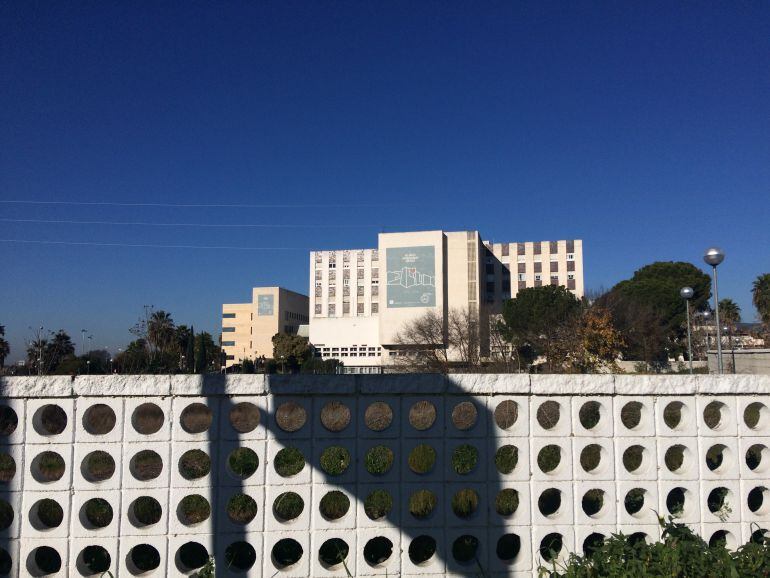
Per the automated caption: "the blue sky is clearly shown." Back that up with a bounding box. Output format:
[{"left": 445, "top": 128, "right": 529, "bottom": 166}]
[{"left": 1, "top": 1, "right": 768, "bottom": 361}]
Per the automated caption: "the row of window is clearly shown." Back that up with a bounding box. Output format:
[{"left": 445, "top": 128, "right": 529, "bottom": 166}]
[
  {"left": 284, "top": 311, "right": 308, "bottom": 323},
  {"left": 315, "top": 302, "right": 379, "bottom": 316},
  {"left": 314, "top": 249, "right": 379, "bottom": 263},
  {"left": 318, "top": 345, "right": 382, "bottom": 358},
  {"left": 492, "top": 240, "right": 576, "bottom": 256}
]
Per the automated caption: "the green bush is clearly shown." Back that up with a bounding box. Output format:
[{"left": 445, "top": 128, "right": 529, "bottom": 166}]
[
  {"left": 36, "top": 499, "right": 63, "bottom": 528},
  {"left": 37, "top": 451, "right": 65, "bottom": 481},
  {"left": 132, "top": 496, "right": 162, "bottom": 526},
  {"left": 451, "top": 444, "right": 478, "bottom": 475},
  {"left": 319, "top": 446, "right": 351, "bottom": 476},
  {"left": 408, "top": 444, "right": 436, "bottom": 474},
  {"left": 538, "top": 444, "right": 561, "bottom": 473},
  {"left": 228, "top": 447, "right": 259, "bottom": 479},
  {"left": 364, "top": 489, "right": 393, "bottom": 520},
  {"left": 274, "top": 447, "right": 305, "bottom": 477},
  {"left": 85, "top": 451, "right": 115, "bottom": 482},
  {"left": 541, "top": 517, "right": 770, "bottom": 577},
  {"left": 365, "top": 445, "right": 394, "bottom": 475},
  {"left": 227, "top": 493, "right": 258, "bottom": 524}
]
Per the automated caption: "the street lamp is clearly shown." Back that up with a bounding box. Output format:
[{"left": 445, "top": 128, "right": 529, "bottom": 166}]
[
  {"left": 680, "top": 287, "right": 694, "bottom": 374},
  {"left": 703, "top": 247, "right": 725, "bottom": 373}
]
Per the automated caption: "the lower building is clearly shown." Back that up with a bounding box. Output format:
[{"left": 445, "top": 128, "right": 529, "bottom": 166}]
[{"left": 221, "top": 286, "right": 308, "bottom": 367}]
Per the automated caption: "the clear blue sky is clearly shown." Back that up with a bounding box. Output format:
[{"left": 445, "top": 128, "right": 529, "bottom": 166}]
[{"left": 1, "top": 2, "right": 768, "bottom": 362}]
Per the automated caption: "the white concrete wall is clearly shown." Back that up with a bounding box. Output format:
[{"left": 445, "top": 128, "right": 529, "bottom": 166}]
[{"left": 0, "top": 374, "right": 768, "bottom": 577}]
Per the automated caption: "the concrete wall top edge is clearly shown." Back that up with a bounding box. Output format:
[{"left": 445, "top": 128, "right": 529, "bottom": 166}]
[{"left": 1, "top": 373, "right": 769, "bottom": 398}]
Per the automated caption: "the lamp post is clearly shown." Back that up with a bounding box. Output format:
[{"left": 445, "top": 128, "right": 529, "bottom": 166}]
[
  {"left": 703, "top": 247, "right": 725, "bottom": 373},
  {"left": 680, "top": 287, "right": 694, "bottom": 374}
]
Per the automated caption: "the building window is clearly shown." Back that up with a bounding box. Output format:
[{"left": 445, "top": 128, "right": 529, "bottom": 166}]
[
  {"left": 343, "top": 303, "right": 350, "bottom": 314},
  {"left": 518, "top": 273, "right": 526, "bottom": 281},
  {"left": 371, "top": 302, "right": 378, "bottom": 314},
  {"left": 371, "top": 268, "right": 379, "bottom": 279},
  {"left": 222, "top": 341, "right": 236, "bottom": 347},
  {"left": 328, "top": 304, "right": 336, "bottom": 316},
  {"left": 486, "top": 281, "right": 495, "bottom": 293},
  {"left": 343, "top": 269, "right": 350, "bottom": 279},
  {"left": 517, "top": 242, "right": 526, "bottom": 255},
  {"left": 357, "top": 286, "right": 365, "bottom": 296},
  {"left": 343, "top": 285, "right": 350, "bottom": 296},
  {"left": 550, "top": 261, "right": 558, "bottom": 273},
  {"left": 315, "top": 286, "right": 322, "bottom": 297},
  {"left": 357, "top": 268, "right": 365, "bottom": 279},
  {"left": 372, "top": 250, "right": 378, "bottom": 261},
  {"left": 372, "top": 285, "right": 379, "bottom": 296},
  {"left": 568, "top": 279, "right": 576, "bottom": 290},
  {"left": 550, "top": 275, "right": 559, "bottom": 285},
  {"left": 534, "top": 242, "right": 542, "bottom": 255},
  {"left": 357, "top": 303, "right": 365, "bottom": 314},
  {"left": 343, "top": 250, "right": 350, "bottom": 262},
  {"left": 518, "top": 263, "right": 526, "bottom": 274},
  {"left": 485, "top": 263, "right": 494, "bottom": 274},
  {"left": 315, "top": 253, "right": 322, "bottom": 263},
  {"left": 222, "top": 327, "right": 235, "bottom": 332},
  {"left": 567, "top": 240, "right": 575, "bottom": 253},
  {"left": 222, "top": 313, "right": 236, "bottom": 318},
  {"left": 534, "top": 262, "right": 542, "bottom": 273},
  {"left": 329, "top": 262, "right": 336, "bottom": 269},
  {"left": 518, "top": 280, "right": 527, "bottom": 290},
  {"left": 502, "top": 244, "right": 509, "bottom": 256},
  {"left": 568, "top": 273, "right": 575, "bottom": 280},
  {"left": 226, "top": 355, "right": 235, "bottom": 360},
  {"left": 550, "top": 241, "right": 558, "bottom": 253},
  {"left": 502, "top": 279, "right": 511, "bottom": 292},
  {"left": 329, "top": 287, "right": 336, "bottom": 298},
  {"left": 567, "top": 253, "right": 575, "bottom": 261}
]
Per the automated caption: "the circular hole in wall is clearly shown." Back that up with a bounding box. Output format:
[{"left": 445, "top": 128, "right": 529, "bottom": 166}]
[
  {"left": 496, "top": 533, "right": 521, "bottom": 562},
  {"left": 666, "top": 487, "right": 687, "bottom": 516},
  {"left": 409, "top": 400, "right": 436, "bottom": 431},
  {"left": 579, "top": 401, "right": 601, "bottom": 429},
  {"left": 0, "top": 453, "right": 16, "bottom": 484},
  {"left": 224, "top": 541, "right": 256, "bottom": 572},
  {"left": 319, "top": 445, "right": 351, "bottom": 476},
  {"left": 706, "top": 444, "right": 730, "bottom": 472},
  {"left": 539, "top": 533, "right": 563, "bottom": 562},
  {"left": 29, "top": 498, "right": 63, "bottom": 530},
  {"left": 582, "top": 489, "right": 605, "bottom": 517},
  {"left": 628, "top": 532, "right": 648, "bottom": 546},
  {"left": 495, "top": 445, "right": 518, "bottom": 474},
  {"left": 408, "top": 535, "right": 436, "bottom": 565},
  {"left": 180, "top": 403, "right": 212, "bottom": 434},
  {"left": 408, "top": 489, "right": 437, "bottom": 520},
  {"left": 320, "top": 401, "right": 351, "bottom": 432},
  {"left": 495, "top": 488, "right": 520, "bottom": 516},
  {"left": 31, "top": 450, "right": 65, "bottom": 483},
  {"left": 707, "top": 487, "right": 731, "bottom": 515},
  {"left": 227, "top": 447, "right": 259, "bottom": 480},
  {"left": 82, "top": 404, "right": 116, "bottom": 435},
  {"left": 128, "top": 544, "right": 160, "bottom": 575},
  {"left": 624, "top": 488, "right": 646, "bottom": 516},
  {"left": 275, "top": 402, "right": 307, "bottom": 433},
  {"left": 229, "top": 402, "right": 260, "bottom": 433},
  {"left": 77, "top": 545, "right": 111, "bottom": 576},
  {"left": 176, "top": 541, "right": 209, "bottom": 573},
  {"left": 0, "top": 500, "right": 11, "bottom": 531},
  {"left": 451, "top": 444, "right": 478, "bottom": 475},
  {"left": 620, "top": 401, "right": 644, "bottom": 430},
  {"left": 538, "top": 488, "right": 562, "bottom": 517},
  {"left": 82, "top": 450, "right": 115, "bottom": 483},
  {"left": 178, "top": 449, "right": 211, "bottom": 480},
  {"left": 747, "top": 486, "right": 769, "bottom": 515},
  {"left": 746, "top": 444, "right": 767, "bottom": 472},
  {"left": 226, "top": 493, "right": 258, "bottom": 525},
  {"left": 494, "top": 400, "right": 519, "bottom": 430},
  {"left": 319, "top": 490, "right": 350, "bottom": 520},
  {"left": 744, "top": 402, "right": 767, "bottom": 430},
  {"left": 537, "top": 444, "right": 561, "bottom": 474},
  {"left": 33, "top": 404, "right": 67, "bottom": 436},
  {"left": 130, "top": 496, "right": 162, "bottom": 527},
  {"left": 750, "top": 529, "right": 769, "bottom": 544},
  {"left": 622, "top": 445, "right": 645, "bottom": 473},
  {"left": 451, "top": 488, "right": 479, "bottom": 519},
  {"left": 452, "top": 534, "right": 479, "bottom": 565},
  {"left": 177, "top": 494, "right": 211, "bottom": 526},
  {"left": 132, "top": 403, "right": 164, "bottom": 435},
  {"left": 703, "top": 401, "right": 726, "bottom": 430},
  {"left": 27, "top": 546, "right": 62, "bottom": 576},
  {"left": 408, "top": 444, "right": 436, "bottom": 474},
  {"left": 537, "top": 401, "right": 560, "bottom": 430},
  {"left": 272, "top": 538, "right": 303, "bottom": 569},
  {"left": 583, "top": 533, "right": 605, "bottom": 556},
  {"left": 272, "top": 491, "right": 305, "bottom": 522},
  {"left": 364, "top": 401, "right": 393, "bottom": 432},
  {"left": 82, "top": 498, "right": 113, "bottom": 529},
  {"left": 0, "top": 406, "right": 18, "bottom": 437},
  {"left": 273, "top": 447, "right": 305, "bottom": 477},
  {"left": 709, "top": 530, "right": 735, "bottom": 549},
  {"left": 318, "top": 538, "right": 349, "bottom": 569},
  {"left": 664, "top": 445, "right": 687, "bottom": 473},
  {"left": 130, "top": 450, "right": 163, "bottom": 481},
  {"left": 0, "top": 548, "right": 9, "bottom": 576},
  {"left": 364, "top": 489, "right": 393, "bottom": 520},
  {"left": 663, "top": 401, "right": 687, "bottom": 430},
  {"left": 451, "top": 401, "right": 478, "bottom": 430},
  {"left": 580, "top": 444, "right": 603, "bottom": 472},
  {"left": 364, "top": 537, "right": 393, "bottom": 567},
  {"left": 364, "top": 445, "right": 394, "bottom": 475}
]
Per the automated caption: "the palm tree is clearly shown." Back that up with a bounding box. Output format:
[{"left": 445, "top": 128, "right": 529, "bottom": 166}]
[
  {"left": 147, "top": 311, "right": 175, "bottom": 354},
  {"left": 753, "top": 274, "right": 770, "bottom": 325},
  {"left": 0, "top": 325, "right": 9, "bottom": 369},
  {"left": 718, "top": 299, "right": 741, "bottom": 326}
]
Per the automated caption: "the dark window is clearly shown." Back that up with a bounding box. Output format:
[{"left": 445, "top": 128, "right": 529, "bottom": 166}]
[
  {"left": 485, "top": 263, "right": 494, "bottom": 274},
  {"left": 222, "top": 327, "right": 235, "bottom": 332},
  {"left": 550, "top": 277, "right": 558, "bottom": 285},
  {"left": 518, "top": 242, "right": 526, "bottom": 255},
  {"left": 535, "top": 280, "right": 542, "bottom": 287},
  {"left": 534, "top": 262, "right": 542, "bottom": 273},
  {"left": 568, "top": 279, "right": 576, "bottom": 290},
  {"left": 222, "top": 341, "right": 236, "bottom": 347},
  {"left": 486, "top": 281, "right": 495, "bottom": 293},
  {"left": 518, "top": 263, "right": 526, "bottom": 274},
  {"left": 534, "top": 242, "right": 542, "bottom": 255},
  {"left": 502, "top": 244, "right": 509, "bottom": 256},
  {"left": 222, "top": 313, "right": 236, "bottom": 319},
  {"left": 550, "top": 241, "right": 558, "bottom": 253},
  {"left": 567, "top": 261, "right": 575, "bottom": 272},
  {"left": 518, "top": 281, "right": 527, "bottom": 290},
  {"left": 226, "top": 355, "right": 235, "bottom": 360},
  {"left": 502, "top": 279, "right": 511, "bottom": 292},
  {"left": 550, "top": 262, "right": 559, "bottom": 273},
  {"left": 567, "top": 240, "right": 575, "bottom": 253}
]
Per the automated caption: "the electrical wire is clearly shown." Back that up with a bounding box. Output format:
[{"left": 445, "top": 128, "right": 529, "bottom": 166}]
[
  {"left": 0, "top": 199, "right": 440, "bottom": 209},
  {"left": 0, "top": 217, "right": 393, "bottom": 229},
  {"left": 0, "top": 239, "right": 309, "bottom": 251}
]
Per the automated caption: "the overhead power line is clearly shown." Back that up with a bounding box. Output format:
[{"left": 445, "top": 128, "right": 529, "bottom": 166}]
[
  {"left": 0, "top": 217, "right": 391, "bottom": 229},
  {"left": 0, "top": 239, "right": 309, "bottom": 251},
  {"left": 0, "top": 199, "right": 438, "bottom": 209}
]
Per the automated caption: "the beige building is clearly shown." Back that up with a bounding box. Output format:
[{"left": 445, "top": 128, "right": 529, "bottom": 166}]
[
  {"left": 222, "top": 287, "right": 309, "bottom": 367},
  {"left": 309, "top": 231, "right": 583, "bottom": 370}
]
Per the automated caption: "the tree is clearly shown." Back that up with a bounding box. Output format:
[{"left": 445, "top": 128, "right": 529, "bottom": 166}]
[
  {"left": 272, "top": 333, "right": 311, "bottom": 363},
  {"left": 0, "top": 325, "right": 9, "bottom": 369},
  {"left": 147, "top": 310, "right": 176, "bottom": 355},
  {"left": 185, "top": 326, "right": 195, "bottom": 373},
  {"left": 114, "top": 339, "right": 150, "bottom": 374},
  {"left": 501, "top": 285, "right": 582, "bottom": 372},
  {"left": 718, "top": 298, "right": 741, "bottom": 326},
  {"left": 194, "top": 332, "right": 220, "bottom": 373},
  {"left": 753, "top": 273, "right": 770, "bottom": 326}
]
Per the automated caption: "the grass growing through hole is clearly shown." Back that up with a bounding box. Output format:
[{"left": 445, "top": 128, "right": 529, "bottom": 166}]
[
  {"left": 84, "top": 498, "right": 113, "bottom": 527},
  {"left": 408, "top": 489, "right": 437, "bottom": 519},
  {"left": 227, "top": 493, "right": 258, "bottom": 524},
  {"left": 0, "top": 500, "right": 13, "bottom": 530},
  {"left": 452, "top": 535, "right": 480, "bottom": 564},
  {"left": 408, "top": 444, "right": 436, "bottom": 474},
  {"left": 228, "top": 447, "right": 259, "bottom": 479},
  {"left": 36, "top": 499, "right": 63, "bottom": 527},
  {"left": 495, "top": 445, "right": 518, "bottom": 474},
  {"left": 0, "top": 453, "right": 15, "bottom": 483},
  {"left": 85, "top": 451, "right": 115, "bottom": 481},
  {"left": 538, "top": 445, "right": 561, "bottom": 473},
  {"left": 179, "top": 449, "right": 211, "bottom": 480},
  {"left": 132, "top": 496, "right": 162, "bottom": 526},
  {"left": 319, "top": 490, "right": 350, "bottom": 520},
  {"left": 320, "top": 446, "right": 351, "bottom": 476},
  {"left": 452, "top": 444, "right": 478, "bottom": 475},
  {"left": 451, "top": 488, "right": 479, "bottom": 518},
  {"left": 274, "top": 447, "right": 305, "bottom": 477},
  {"left": 37, "top": 451, "right": 65, "bottom": 481},
  {"left": 495, "top": 489, "right": 519, "bottom": 516},
  {"left": 273, "top": 491, "right": 304, "bottom": 521},
  {"left": 179, "top": 494, "right": 211, "bottom": 525},
  {"left": 364, "top": 489, "right": 393, "bottom": 520},
  {"left": 131, "top": 450, "right": 162, "bottom": 480},
  {"left": 364, "top": 445, "right": 394, "bottom": 475}
]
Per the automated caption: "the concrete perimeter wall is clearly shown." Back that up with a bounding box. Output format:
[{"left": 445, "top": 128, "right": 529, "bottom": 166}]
[{"left": 0, "top": 373, "right": 769, "bottom": 577}]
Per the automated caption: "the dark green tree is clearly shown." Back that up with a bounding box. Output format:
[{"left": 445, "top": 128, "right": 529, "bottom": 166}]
[
  {"left": 718, "top": 299, "right": 741, "bottom": 326},
  {"left": 0, "top": 325, "right": 9, "bottom": 369},
  {"left": 194, "top": 332, "right": 219, "bottom": 373},
  {"left": 185, "top": 326, "right": 195, "bottom": 373},
  {"left": 272, "top": 333, "right": 311, "bottom": 364},
  {"left": 753, "top": 273, "right": 770, "bottom": 326}
]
